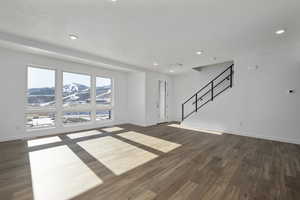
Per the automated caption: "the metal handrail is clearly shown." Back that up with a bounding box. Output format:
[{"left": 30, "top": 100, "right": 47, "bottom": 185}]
[
  {"left": 182, "top": 64, "right": 234, "bottom": 121},
  {"left": 191, "top": 73, "right": 232, "bottom": 105}
]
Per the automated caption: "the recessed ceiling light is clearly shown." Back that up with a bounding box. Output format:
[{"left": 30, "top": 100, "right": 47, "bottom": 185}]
[
  {"left": 196, "top": 51, "right": 203, "bottom": 55},
  {"left": 153, "top": 62, "right": 159, "bottom": 66},
  {"left": 275, "top": 29, "right": 285, "bottom": 35},
  {"left": 111, "top": 0, "right": 117, "bottom": 2},
  {"left": 69, "top": 34, "right": 78, "bottom": 40},
  {"left": 169, "top": 70, "right": 174, "bottom": 73}
]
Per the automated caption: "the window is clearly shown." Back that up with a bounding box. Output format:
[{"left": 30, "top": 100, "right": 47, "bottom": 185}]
[
  {"left": 63, "top": 112, "right": 92, "bottom": 125},
  {"left": 27, "top": 67, "right": 55, "bottom": 108},
  {"left": 96, "top": 110, "right": 112, "bottom": 121},
  {"left": 26, "top": 113, "right": 56, "bottom": 129},
  {"left": 26, "top": 66, "right": 114, "bottom": 130},
  {"left": 96, "top": 77, "right": 112, "bottom": 106},
  {"left": 26, "top": 67, "right": 56, "bottom": 129},
  {"left": 63, "top": 72, "right": 91, "bottom": 107}
]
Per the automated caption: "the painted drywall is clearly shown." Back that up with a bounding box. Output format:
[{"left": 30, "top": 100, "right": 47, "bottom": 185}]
[
  {"left": 172, "top": 63, "right": 230, "bottom": 120},
  {"left": 126, "top": 71, "right": 173, "bottom": 126},
  {"left": 127, "top": 72, "right": 147, "bottom": 126},
  {"left": 173, "top": 51, "right": 300, "bottom": 144},
  {"left": 0, "top": 47, "right": 129, "bottom": 142}
]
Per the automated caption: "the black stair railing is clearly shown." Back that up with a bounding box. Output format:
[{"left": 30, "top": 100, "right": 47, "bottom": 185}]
[{"left": 182, "top": 64, "right": 234, "bottom": 121}]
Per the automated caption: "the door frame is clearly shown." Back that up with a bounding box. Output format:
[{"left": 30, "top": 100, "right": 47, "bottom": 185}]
[{"left": 158, "top": 80, "right": 168, "bottom": 123}]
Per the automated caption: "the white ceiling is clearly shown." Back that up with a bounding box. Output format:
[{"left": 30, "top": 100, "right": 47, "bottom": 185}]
[{"left": 0, "top": 0, "right": 299, "bottom": 73}]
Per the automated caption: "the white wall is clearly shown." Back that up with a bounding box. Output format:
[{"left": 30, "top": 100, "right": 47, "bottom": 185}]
[
  {"left": 173, "top": 51, "right": 300, "bottom": 144},
  {"left": 172, "top": 63, "right": 229, "bottom": 120},
  {"left": 0, "top": 47, "right": 129, "bottom": 142},
  {"left": 127, "top": 72, "right": 146, "bottom": 126},
  {"left": 127, "top": 71, "right": 173, "bottom": 126}
]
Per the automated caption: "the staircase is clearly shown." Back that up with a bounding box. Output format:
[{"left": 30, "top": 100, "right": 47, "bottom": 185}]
[{"left": 182, "top": 64, "right": 234, "bottom": 121}]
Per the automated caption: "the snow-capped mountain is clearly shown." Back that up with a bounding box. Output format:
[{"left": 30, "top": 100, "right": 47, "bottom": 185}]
[
  {"left": 63, "top": 83, "right": 89, "bottom": 93},
  {"left": 28, "top": 83, "right": 111, "bottom": 107}
]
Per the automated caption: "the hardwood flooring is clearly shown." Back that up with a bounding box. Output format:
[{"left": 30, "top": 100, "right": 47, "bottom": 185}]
[{"left": 1, "top": 123, "right": 300, "bottom": 200}]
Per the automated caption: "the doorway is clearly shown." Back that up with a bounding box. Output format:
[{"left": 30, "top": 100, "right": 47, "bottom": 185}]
[{"left": 158, "top": 80, "right": 167, "bottom": 123}]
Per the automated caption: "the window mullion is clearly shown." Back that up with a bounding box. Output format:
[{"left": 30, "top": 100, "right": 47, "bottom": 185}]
[
  {"left": 91, "top": 74, "right": 96, "bottom": 122},
  {"left": 56, "top": 69, "right": 63, "bottom": 128}
]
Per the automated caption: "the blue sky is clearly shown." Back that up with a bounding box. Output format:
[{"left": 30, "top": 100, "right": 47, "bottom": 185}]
[
  {"left": 28, "top": 67, "right": 111, "bottom": 88},
  {"left": 28, "top": 67, "right": 55, "bottom": 88}
]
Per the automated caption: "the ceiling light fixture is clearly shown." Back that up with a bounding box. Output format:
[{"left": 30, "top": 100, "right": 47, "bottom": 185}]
[
  {"left": 111, "top": 0, "right": 117, "bottom": 2},
  {"left": 275, "top": 29, "right": 285, "bottom": 35},
  {"left": 196, "top": 51, "right": 203, "bottom": 55},
  {"left": 153, "top": 62, "right": 159, "bottom": 66},
  {"left": 69, "top": 34, "right": 78, "bottom": 40},
  {"left": 169, "top": 70, "right": 174, "bottom": 73}
]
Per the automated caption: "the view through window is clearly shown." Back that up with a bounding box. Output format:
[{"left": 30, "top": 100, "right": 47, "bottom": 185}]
[
  {"left": 96, "top": 77, "right": 112, "bottom": 106},
  {"left": 63, "top": 72, "right": 91, "bottom": 107},
  {"left": 27, "top": 67, "right": 55, "bottom": 108},
  {"left": 96, "top": 110, "right": 111, "bottom": 121},
  {"left": 26, "top": 67, "right": 56, "bottom": 128},
  {"left": 26, "top": 66, "right": 113, "bottom": 129},
  {"left": 63, "top": 112, "right": 92, "bottom": 125}
]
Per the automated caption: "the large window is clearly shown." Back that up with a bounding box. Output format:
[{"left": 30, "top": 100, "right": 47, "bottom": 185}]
[
  {"left": 63, "top": 72, "right": 91, "bottom": 107},
  {"left": 96, "top": 77, "right": 112, "bottom": 106},
  {"left": 26, "top": 67, "right": 113, "bottom": 130},
  {"left": 27, "top": 67, "right": 55, "bottom": 108}
]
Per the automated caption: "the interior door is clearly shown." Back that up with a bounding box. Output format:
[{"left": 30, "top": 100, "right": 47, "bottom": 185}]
[{"left": 158, "top": 80, "right": 167, "bottom": 123}]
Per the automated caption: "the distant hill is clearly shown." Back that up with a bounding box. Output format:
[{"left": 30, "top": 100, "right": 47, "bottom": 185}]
[
  {"left": 63, "top": 83, "right": 89, "bottom": 94},
  {"left": 28, "top": 83, "right": 111, "bottom": 107},
  {"left": 28, "top": 87, "right": 54, "bottom": 95}
]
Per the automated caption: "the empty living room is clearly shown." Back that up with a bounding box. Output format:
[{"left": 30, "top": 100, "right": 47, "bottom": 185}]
[{"left": 0, "top": 0, "right": 300, "bottom": 200}]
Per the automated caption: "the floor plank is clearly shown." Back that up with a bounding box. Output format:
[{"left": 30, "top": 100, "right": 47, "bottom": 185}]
[{"left": 0, "top": 123, "right": 300, "bottom": 200}]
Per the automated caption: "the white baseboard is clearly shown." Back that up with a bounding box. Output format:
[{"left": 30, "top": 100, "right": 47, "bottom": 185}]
[
  {"left": 0, "top": 135, "right": 27, "bottom": 143},
  {"left": 181, "top": 121, "right": 300, "bottom": 145},
  {"left": 228, "top": 130, "right": 300, "bottom": 145}
]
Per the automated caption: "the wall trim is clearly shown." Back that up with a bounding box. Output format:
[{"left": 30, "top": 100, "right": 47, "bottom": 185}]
[
  {"left": 227, "top": 130, "right": 300, "bottom": 145},
  {"left": 181, "top": 123, "right": 300, "bottom": 145}
]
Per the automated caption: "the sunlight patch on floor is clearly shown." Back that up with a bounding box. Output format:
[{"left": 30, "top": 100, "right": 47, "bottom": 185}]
[
  {"left": 78, "top": 136, "right": 158, "bottom": 175},
  {"left": 67, "top": 130, "right": 103, "bottom": 139},
  {"left": 29, "top": 145, "right": 102, "bottom": 200},
  {"left": 27, "top": 136, "right": 62, "bottom": 147},
  {"left": 118, "top": 131, "right": 181, "bottom": 153},
  {"left": 102, "top": 126, "right": 124, "bottom": 133},
  {"left": 168, "top": 124, "right": 223, "bottom": 135}
]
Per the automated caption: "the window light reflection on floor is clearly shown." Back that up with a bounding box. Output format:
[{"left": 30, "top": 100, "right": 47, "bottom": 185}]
[
  {"left": 78, "top": 136, "right": 158, "bottom": 175},
  {"left": 67, "top": 130, "right": 103, "bottom": 139},
  {"left": 118, "top": 131, "right": 181, "bottom": 153},
  {"left": 101, "top": 126, "right": 124, "bottom": 133},
  {"left": 29, "top": 145, "right": 102, "bottom": 200},
  {"left": 27, "top": 136, "right": 62, "bottom": 147},
  {"left": 168, "top": 124, "right": 223, "bottom": 135}
]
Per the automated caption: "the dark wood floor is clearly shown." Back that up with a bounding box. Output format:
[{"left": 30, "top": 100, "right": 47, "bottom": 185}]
[{"left": 1, "top": 123, "right": 300, "bottom": 200}]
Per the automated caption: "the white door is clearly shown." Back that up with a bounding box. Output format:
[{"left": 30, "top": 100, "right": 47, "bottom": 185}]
[{"left": 158, "top": 80, "right": 167, "bottom": 123}]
